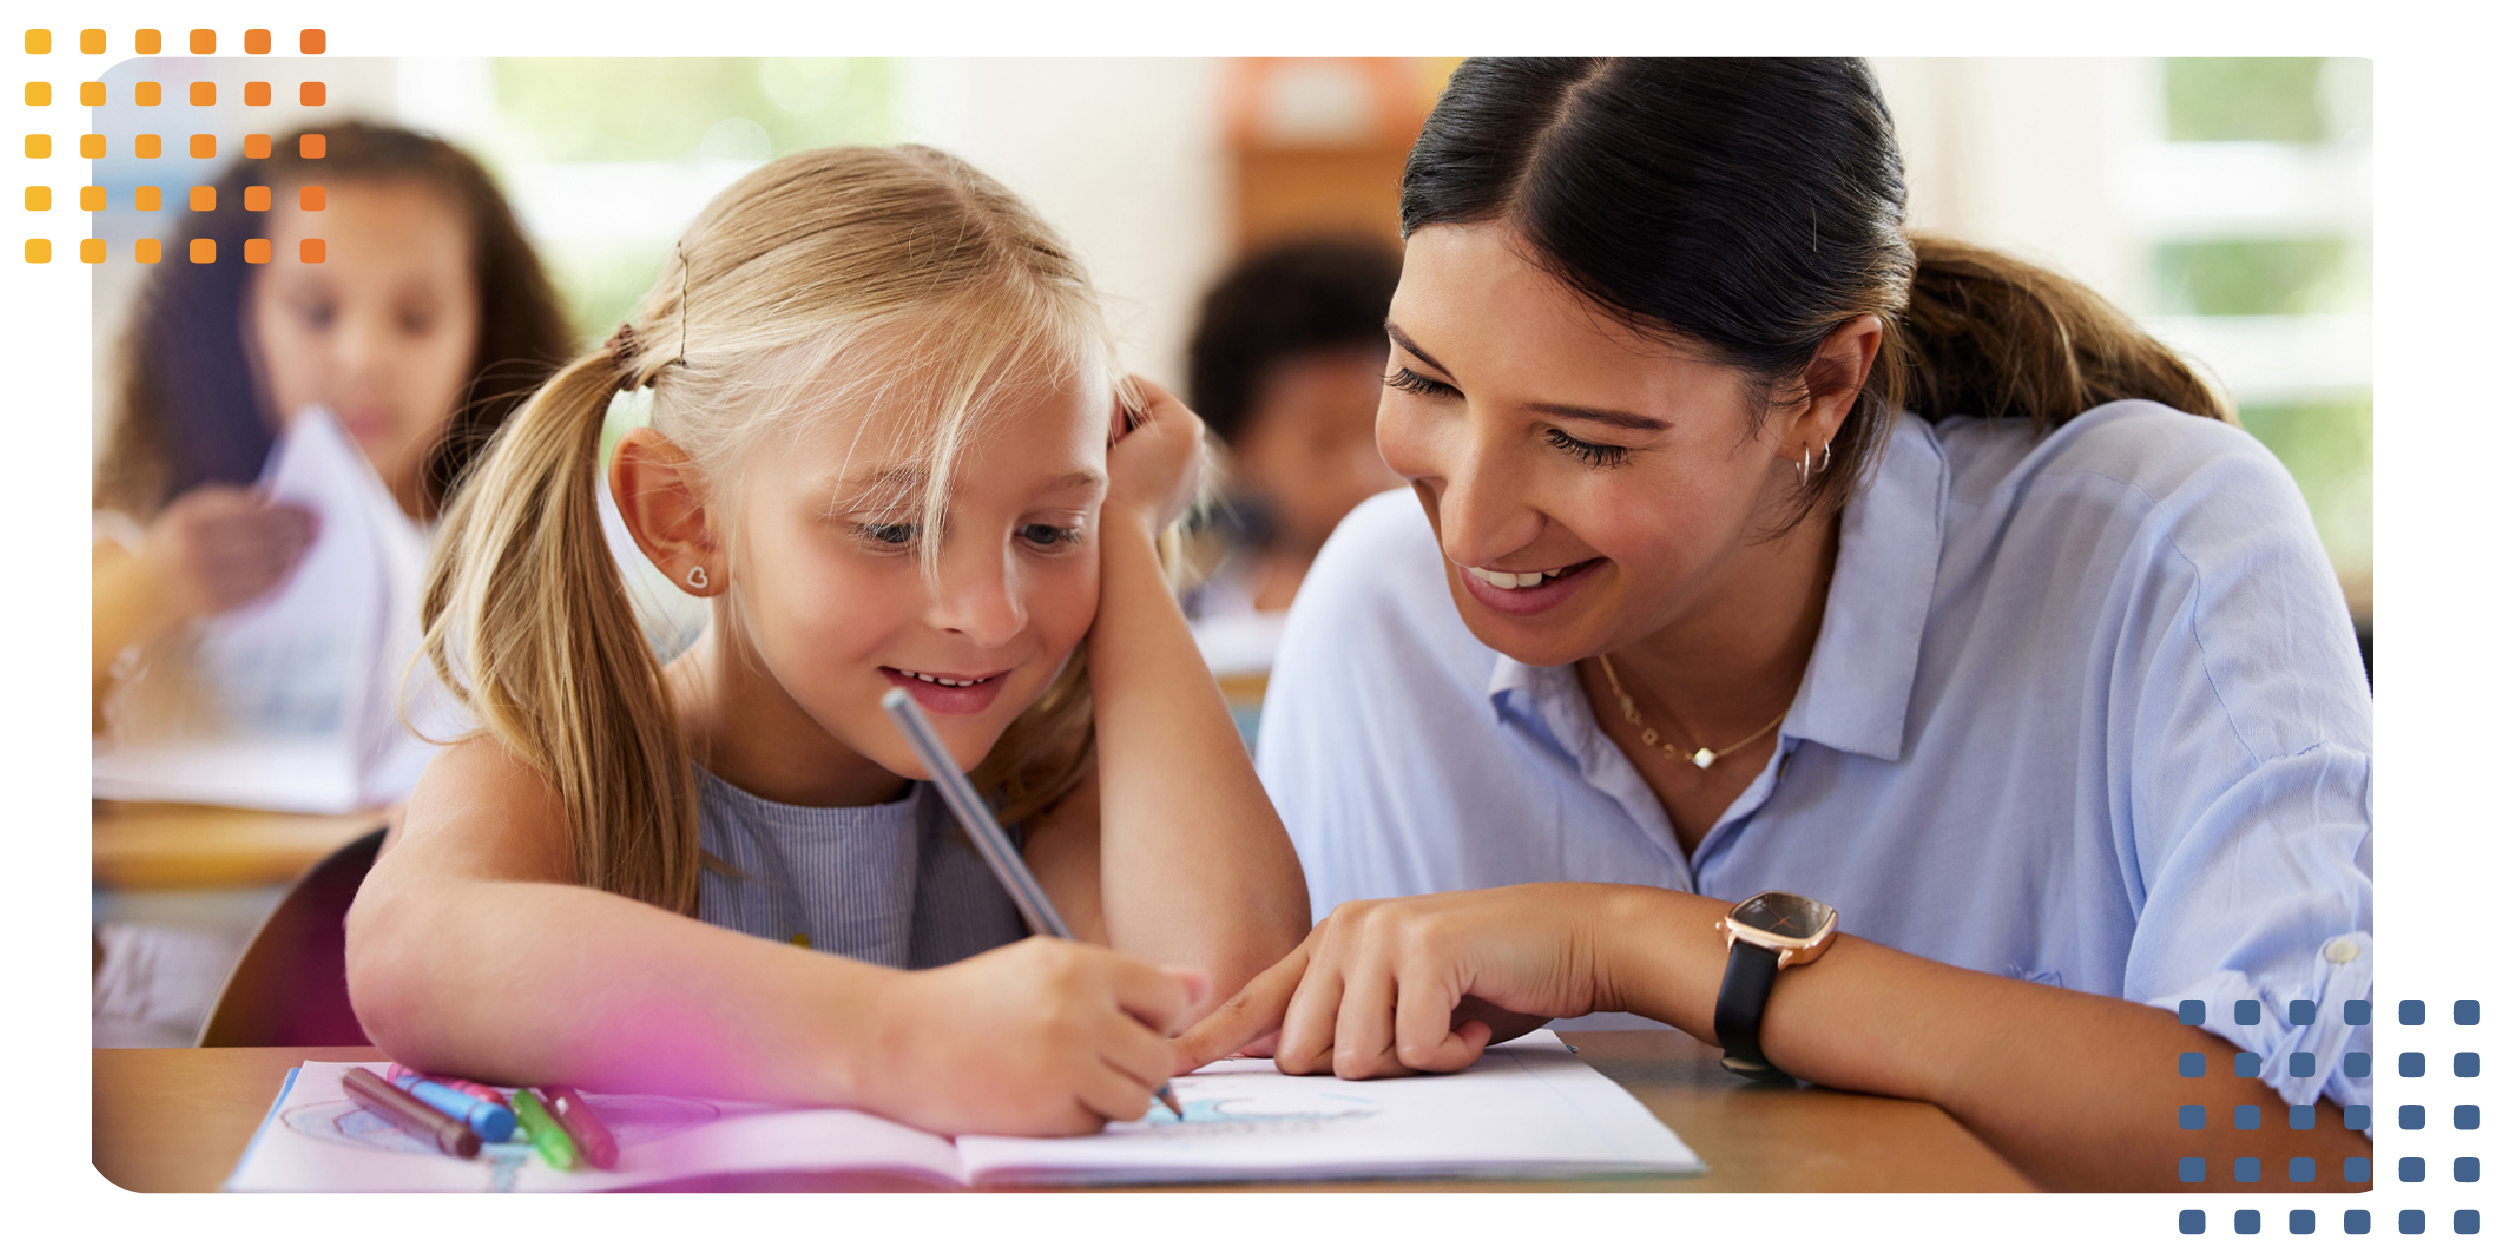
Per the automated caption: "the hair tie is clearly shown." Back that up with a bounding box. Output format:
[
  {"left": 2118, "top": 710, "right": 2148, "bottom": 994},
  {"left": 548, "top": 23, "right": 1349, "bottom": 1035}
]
[{"left": 606, "top": 324, "right": 643, "bottom": 387}]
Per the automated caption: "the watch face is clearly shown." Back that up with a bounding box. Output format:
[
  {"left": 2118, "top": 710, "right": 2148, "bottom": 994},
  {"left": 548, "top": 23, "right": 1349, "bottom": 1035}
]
[{"left": 1730, "top": 891, "right": 1836, "bottom": 943}]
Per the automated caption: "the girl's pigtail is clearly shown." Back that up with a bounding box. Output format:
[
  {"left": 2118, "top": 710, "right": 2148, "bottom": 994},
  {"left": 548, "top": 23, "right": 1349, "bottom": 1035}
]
[{"left": 419, "top": 342, "right": 702, "bottom": 914}]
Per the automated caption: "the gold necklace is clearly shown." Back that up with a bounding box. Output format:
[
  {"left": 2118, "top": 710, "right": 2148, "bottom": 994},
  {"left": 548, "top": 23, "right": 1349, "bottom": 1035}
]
[{"left": 1595, "top": 653, "right": 1788, "bottom": 771}]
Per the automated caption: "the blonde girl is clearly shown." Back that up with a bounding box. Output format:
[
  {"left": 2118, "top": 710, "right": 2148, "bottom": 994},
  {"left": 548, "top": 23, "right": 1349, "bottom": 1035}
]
[{"left": 346, "top": 146, "right": 1309, "bottom": 1136}]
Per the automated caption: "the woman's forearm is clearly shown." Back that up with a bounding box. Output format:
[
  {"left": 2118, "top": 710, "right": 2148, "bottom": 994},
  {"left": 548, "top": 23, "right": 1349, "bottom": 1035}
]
[
  {"left": 1087, "top": 513, "right": 1309, "bottom": 998},
  {"left": 1595, "top": 886, "right": 2369, "bottom": 1191}
]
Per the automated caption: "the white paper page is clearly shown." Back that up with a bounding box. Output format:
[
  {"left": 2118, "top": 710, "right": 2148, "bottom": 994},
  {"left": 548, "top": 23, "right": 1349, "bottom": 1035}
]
[
  {"left": 225, "top": 1062, "right": 969, "bottom": 1192},
  {"left": 953, "top": 1030, "right": 1704, "bottom": 1185}
]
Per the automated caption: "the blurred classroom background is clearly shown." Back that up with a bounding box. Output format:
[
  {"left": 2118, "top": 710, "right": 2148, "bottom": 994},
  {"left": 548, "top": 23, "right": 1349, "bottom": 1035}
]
[{"left": 89, "top": 57, "right": 2372, "bottom": 1045}]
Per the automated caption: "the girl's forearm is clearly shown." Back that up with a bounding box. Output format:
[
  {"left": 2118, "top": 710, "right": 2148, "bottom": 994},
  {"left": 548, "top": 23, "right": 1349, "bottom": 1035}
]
[
  {"left": 346, "top": 877, "right": 901, "bottom": 1104},
  {"left": 1086, "top": 514, "right": 1309, "bottom": 997},
  {"left": 1593, "top": 886, "right": 2368, "bottom": 1191}
]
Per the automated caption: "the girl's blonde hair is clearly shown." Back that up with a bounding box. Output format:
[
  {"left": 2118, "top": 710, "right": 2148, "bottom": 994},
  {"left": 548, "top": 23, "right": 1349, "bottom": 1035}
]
[{"left": 422, "top": 145, "right": 1126, "bottom": 914}]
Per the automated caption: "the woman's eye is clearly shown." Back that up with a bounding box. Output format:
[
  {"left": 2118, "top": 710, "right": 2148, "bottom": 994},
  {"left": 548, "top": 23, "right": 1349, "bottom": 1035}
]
[
  {"left": 1545, "top": 427, "right": 1630, "bottom": 468},
  {"left": 1019, "top": 522, "right": 1082, "bottom": 549},
  {"left": 1384, "top": 367, "right": 1460, "bottom": 399},
  {"left": 855, "top": 521, "right": 917, "bottom": 548}
]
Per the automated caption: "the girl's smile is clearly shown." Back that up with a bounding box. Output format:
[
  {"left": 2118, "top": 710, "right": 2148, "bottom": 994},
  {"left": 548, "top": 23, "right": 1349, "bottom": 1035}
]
[{"left": 881, "top": 665, "right": 1014, "bottom": 715}]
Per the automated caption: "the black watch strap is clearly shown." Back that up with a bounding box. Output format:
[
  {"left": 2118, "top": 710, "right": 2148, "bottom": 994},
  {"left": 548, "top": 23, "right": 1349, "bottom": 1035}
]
[{"left": 1713, "top": 939, "right": 1798, "bottom": 1086}]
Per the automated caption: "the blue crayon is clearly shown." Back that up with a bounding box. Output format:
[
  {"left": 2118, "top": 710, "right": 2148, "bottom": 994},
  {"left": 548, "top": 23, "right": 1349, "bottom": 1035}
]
[{"left": 392, "top": 1073, "right": 519, "bottom": 1143}]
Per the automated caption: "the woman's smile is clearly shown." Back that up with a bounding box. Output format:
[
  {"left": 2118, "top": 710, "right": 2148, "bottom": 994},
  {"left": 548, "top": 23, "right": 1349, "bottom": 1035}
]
[{"left": 1454, "top": 556, "right": 1605, "bottom": 615}]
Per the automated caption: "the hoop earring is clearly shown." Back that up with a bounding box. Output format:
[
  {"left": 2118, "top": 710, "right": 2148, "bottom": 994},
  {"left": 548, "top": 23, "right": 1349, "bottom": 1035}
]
[
  {"left": 1798, "top": 453, "right": 1812, "bottom": 487},
  {"left": 685, "top": 566, "right": 709, "bottom": 591}
]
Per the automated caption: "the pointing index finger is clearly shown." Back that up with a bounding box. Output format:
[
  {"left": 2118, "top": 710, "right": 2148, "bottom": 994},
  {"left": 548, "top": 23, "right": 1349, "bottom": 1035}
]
[{"left": 1176, "top": 942, "right": 1311, "bottom": 1070}]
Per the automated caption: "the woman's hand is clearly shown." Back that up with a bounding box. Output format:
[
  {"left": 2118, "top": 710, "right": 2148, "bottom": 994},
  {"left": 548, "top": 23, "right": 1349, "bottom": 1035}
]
[
  {"left": 869, "top": 938, "right": 1208, "bottom": 1137},
  {"left": 1103, "top": 376, "right": 1205, "bottom": 535},
  {"left": 140, "top": 485, "right": 319, "bottom": 621},
  {"left": 1176, "top": 885, "right": 1628, "bottom": 1079}
]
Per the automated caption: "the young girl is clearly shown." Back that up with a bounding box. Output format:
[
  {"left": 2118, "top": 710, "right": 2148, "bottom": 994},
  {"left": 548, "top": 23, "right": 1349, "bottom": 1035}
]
[{"left": 346, "top": 145, "right": 1310, "bottom": 1137}]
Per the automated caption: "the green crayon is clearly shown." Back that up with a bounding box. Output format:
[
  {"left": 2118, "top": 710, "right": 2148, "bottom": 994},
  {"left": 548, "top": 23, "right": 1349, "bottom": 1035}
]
[{"left": 511, "top": 1088, "right": 579, "bottom": 1171}]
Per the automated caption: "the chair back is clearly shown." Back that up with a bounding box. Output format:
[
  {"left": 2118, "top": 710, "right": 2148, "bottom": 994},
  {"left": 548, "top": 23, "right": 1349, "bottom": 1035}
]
[{"left": 196, "top": 828, "right": 385, "bottom": 1047}]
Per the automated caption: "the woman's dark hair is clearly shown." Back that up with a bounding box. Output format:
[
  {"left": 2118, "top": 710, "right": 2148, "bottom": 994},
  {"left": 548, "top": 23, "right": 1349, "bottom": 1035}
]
[
  {"left": 1401, "top": 58, "right": 2226, "bottom": 515},
  {"left": 1185, "top": 235, "right": 1404, "bottom": 446},
  {"left": 95, "top": 119, "right": 572, "bottom": 520}
]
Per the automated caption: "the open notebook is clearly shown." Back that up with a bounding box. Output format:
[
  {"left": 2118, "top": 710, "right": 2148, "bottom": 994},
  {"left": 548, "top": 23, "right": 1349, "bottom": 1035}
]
[{"left": 225, "top": 1032, "right": 1703, "bottom": 1191}]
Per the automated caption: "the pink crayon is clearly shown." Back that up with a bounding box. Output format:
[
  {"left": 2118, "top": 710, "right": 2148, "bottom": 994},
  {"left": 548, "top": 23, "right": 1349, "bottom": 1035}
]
[{"left": 387, "top": 1063, "right": 511, "bottom": 1107}]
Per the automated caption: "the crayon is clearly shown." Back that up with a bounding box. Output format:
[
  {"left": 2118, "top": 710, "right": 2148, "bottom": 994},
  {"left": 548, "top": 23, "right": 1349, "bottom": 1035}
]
[
  {"left": 393, "top": 1072, "right": 519, "bottom": 1142},
  {"left": 541, "top": 1085, "right": 620, "bottom": 1169},
  {"left": 389, "top": 1063, "right": 510, "bottom": 1107},
  {"left": 510, "top": 1089, "right": 579, "bottom": 1170},
  {"left": 343, "top": 1067, "right": 482, "bottom": 1159}
]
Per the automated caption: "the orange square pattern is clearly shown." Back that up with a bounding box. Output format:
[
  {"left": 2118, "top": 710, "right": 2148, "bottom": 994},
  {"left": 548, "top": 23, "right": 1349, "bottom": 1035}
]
[
  {"left": 24, "top": 186, "right": 49, "bottom": 211},
  {"left": 24, "top": 135, "right": 49, "bottom": 159},
  {"left": 133, "top": 186, "right": 160, "bottom": 211},
  {"left": 135, "top": 30, "right": 160, "bottom": 56},
  {"left": 26, "top": 82, "right": 50, "bottom": 107},
  {"left": 244, "top": 238, "right": 272, "bottom": 264},
  {"left": 24, "top": 30, "right": 50, "bottom": 55},
  {"left": 80, "top": 29, "right": 103, "bottom": 54},
  {"left": 189, "top": 81, "right": 214, "bottom": 107},
  {"left": 80, "top": 186, "right": 105, "bottom": 211},
  {"left": 190, "top": 238, "right": 215, "bottom": 264},
  {"left": 300, "top": 82, "right": 325, "bottom": 107},
  {"left": 244, "top": 134, "right": 271, "bottom": 159},
  {"left": 134, "top": 238, "right": 161, "bottom": 263},
  {"left": 134, "top": 134, "right": 160, "bottom": 159},
  {"left": 80, "top": 81, "right": 103, "bottom": 106},
  {"left": 189, "top": 29, "right": 213, "bottom": 55},
  {"left": 301, "top": 30, "right": 325, "bottom": 55},
  {"left": 79, "top": 133, "right": 103, "bottom": 158},
  {"left": 300, "top": 238, "right": 324, "bottom": 263},
  {"left": 81, "top": 238, "right": 106, "bottom": 263},
  {"left": 134, "top": 82, "right": 159, "bottom": 107},
  {"left": 299, "top": 134, "right": 325, "bottom": 160},
  {"left": 298, "top": 185, "right": 325, "bottom": 211},
  {"left": 244, "top": 186, "right": 271, "bottom": 212},
  {"left": 245, "top": 81, "right": 269, "bottom": 107},
  {"left": 189, "top": 186, "right": 214, "bottom": 212},
  {"left": 190, "top": 134, "right": 215, "bottom": 159},
  {"left": 246, "top": 29, "right": 271, "bottom": 55},
  {"left": 25, "top": 239, "right": 50, "bottom": 264}
]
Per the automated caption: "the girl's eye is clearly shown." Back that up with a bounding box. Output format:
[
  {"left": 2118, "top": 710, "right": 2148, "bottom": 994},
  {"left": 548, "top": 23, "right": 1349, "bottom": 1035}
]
[
  {"left": 1545, "top": 427, "right": 1630, "bottom": 468},
  {"left": 398, "top": 309, "right": 437, "bottom": 336},
  {"left": 855, "top": 521, "right": 917, "bottom": 549},
  {"left": 1019, "top": 522, "right": 1083, "bottom": 549},
  {"left": 1384, "top": 367, "right": 1460, "bottom": 399},
  {"left": 296, "top": 301, "right": 337, "bottom": 331}
]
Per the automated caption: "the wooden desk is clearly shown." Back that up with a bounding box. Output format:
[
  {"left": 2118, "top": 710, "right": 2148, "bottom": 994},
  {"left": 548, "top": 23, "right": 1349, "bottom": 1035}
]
[
  {"left": 93, "top": 1031, "right": 2033, "bottom": 1192},
  {"left": 93, "top": 802, "right": 387, "bottom": 891}
]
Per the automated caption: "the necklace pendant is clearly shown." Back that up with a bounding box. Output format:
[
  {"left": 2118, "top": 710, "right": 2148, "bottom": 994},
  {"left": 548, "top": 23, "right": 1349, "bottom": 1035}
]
[{"left": 1690, "top": 748, "right": 1717, "bottom": 770}]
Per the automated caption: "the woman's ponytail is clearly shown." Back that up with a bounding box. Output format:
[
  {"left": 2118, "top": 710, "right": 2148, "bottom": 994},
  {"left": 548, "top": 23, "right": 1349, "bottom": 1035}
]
[{"left": 420, "top": 340, "right": 702, "bottom": 914}]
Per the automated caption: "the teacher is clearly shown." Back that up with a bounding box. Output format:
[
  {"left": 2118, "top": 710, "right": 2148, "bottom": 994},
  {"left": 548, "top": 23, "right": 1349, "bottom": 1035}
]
[{"left": 1180, "top": 58, "right": 2372, "bottom": 1191}]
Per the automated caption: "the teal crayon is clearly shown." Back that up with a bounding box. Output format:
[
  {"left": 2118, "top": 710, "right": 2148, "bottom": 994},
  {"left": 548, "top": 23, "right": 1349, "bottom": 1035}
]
[{"left": 393, "top": 1072, "right": 519, "bottom": 1142}]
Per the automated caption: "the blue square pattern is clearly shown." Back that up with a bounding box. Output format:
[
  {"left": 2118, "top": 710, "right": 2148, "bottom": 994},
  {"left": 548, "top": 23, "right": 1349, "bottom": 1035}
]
[
  {"left": 2292, "top": 1105, "right": 2318, "bottom": 1130},
  {"left": 2403, "top": 1156, "right": 2427, "bottom": 1182},
  {"left": 2291, "top": 1156, "right": 2317, "bottom": 1183},
  {"left": 2466, "top": 1105, "right": 2484, "bottom": 1131},
  {"left": 2349, "top": 1053, "right": 2372, "bottom": 1079},
  {"left": 2401, "top": 1209, "right": 2425, "bottom": 1235},
  {"left": 2292, "top": 1052, "right": 2318, "bottom": 1079},
  {"left": 2182, "top": 999, "right": 2208, "bottom": 1026},
  {"left": 2347, "top": 1104, "right": 2372, "bottom": 1132},
  {"left": 2183, "top": 1156, "right": 2208, "bottom": 1183},
  {"left": 2402, "top": 999, "right": 2427, "bottom": 1025},
  {"left": 2240, "top": 1053, "right": 2266, "bottom": 1079},
  {"left": 2237, "top": 1105, "right": 2261, "bottom": 1131},
  {"left": 2289, "top": 1209, "right": 2316, "bottom": 1235},
  {"left": 2238, "top": 999, "right": 2262, "bottom": 1026},
  {"left": 2348, "top": 1157, "right": 2373, "bottom": 1183},
  {"left": 2180, "top": 1209, "right": 2206, "bottom": 1234},
  {"left": 2461, "top": 1157, "right": 2482, "bottom": 1183},
  {"left": 2292, "top": 999, "right": 2318, "bottom": 1026},
  {"left": 2182, "top": 1105, "right": 2207, "bottom": 1130},
  {"left": 2348, "top": 999, "right": 2372, "bottom": 1026},
  {"left": 2403, "top": 1053, "right": 2427, "bottom": 1078},
  {"left": 2464, "top": 1000, "right": 2484, "bottom": 1027},
  {"left": 2461, "top": 1210, "right": 2482, "bottom": 1235},
  {"left": 2403, "top": 1105, "right": 2427, "bottom": 1130},
  {"left": 2234, "top": 1210, "right": 2260, "bottom": 1235},
  {"left": 2345, "top": 1211, "right": 2371, "bottom": 1235},
  {"left": 2237, "top": 1156, "right": 2261, "bottom": 1183},
  {"left": 2466, "top": 1053, "right": 2485, "bottom": 1079},
  {"left": 2183, "top": 1052, "right": 2209, "bottom": 1078}
]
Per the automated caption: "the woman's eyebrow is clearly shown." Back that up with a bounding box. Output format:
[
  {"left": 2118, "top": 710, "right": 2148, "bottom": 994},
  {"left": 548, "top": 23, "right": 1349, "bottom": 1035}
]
[
  {"left": 1388, "top": 320, "right": 1670, "bottom": 433},
  {"left": 1384, "top": 322, "right": 1454, "bottom": 377}
]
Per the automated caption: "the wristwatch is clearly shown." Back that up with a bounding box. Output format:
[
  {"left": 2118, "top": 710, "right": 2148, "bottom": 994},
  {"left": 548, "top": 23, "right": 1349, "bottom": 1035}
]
[{"left": 1712, "top": 890, "right": 1839, "bottom": 1085}]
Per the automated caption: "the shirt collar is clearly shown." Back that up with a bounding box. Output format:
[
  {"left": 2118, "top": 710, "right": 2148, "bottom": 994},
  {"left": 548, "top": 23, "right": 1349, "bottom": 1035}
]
[{"left": 1487, "top": 414, "right": 1946, "bottom": 765}]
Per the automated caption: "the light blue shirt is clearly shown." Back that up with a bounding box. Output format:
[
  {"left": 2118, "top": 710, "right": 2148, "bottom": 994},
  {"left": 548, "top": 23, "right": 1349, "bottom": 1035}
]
[{"left": 1259, "top": 402, "right": 2373, "bottom": 1115}]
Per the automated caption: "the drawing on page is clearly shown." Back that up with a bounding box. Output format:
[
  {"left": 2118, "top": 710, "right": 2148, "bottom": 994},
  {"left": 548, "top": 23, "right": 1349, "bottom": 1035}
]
[{"left": 1112, "top": 1077, "right": 1382, "bottom": 1137}]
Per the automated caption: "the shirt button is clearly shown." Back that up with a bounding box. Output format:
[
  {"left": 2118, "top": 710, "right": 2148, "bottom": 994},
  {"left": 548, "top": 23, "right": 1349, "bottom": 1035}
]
[{"left": 2323, "top": 938, "right": 2360, "bottom": 965}]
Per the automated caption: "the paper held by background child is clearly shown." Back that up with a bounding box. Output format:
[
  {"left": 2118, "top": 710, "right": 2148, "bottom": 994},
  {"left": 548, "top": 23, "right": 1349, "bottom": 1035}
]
[
  {"left": 225, "top": 1031, "right": 1703, "bottom": 1191},
  {"left": 92, "top": 407, "right": 453, "bottom": 812}
]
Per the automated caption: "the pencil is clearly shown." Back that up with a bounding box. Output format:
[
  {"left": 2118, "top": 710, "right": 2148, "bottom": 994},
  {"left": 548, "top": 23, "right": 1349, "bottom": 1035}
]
[{"left": 879, "top": 688, "right": 1185, "bottom": 1121}]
